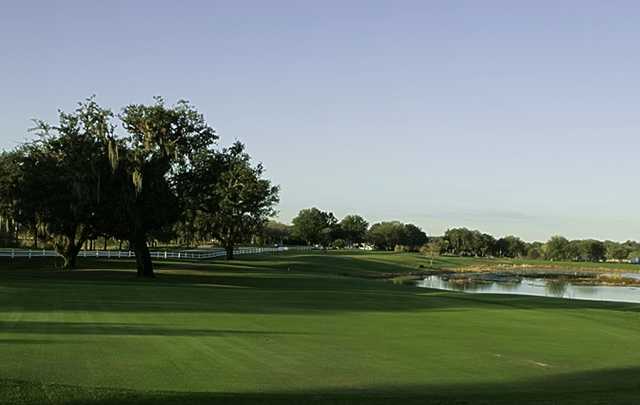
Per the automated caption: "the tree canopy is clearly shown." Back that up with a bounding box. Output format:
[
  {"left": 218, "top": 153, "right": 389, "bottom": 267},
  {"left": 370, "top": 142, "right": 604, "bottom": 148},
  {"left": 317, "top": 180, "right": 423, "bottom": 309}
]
[
  {"left": 2, "top": 97, "right": 283, "bottom": 275},
  {"left": 182, "top": 142, "right": 279, "bottom": 259},
  {"left": 291, "top": 208, "right": 338, "bottom": 246},
  {"left": 366, "top": 221, "right": 427, "bottom": 251},
  {"left": 339, "top": 215, "right": 369, "bottom": 246},
  {"left": 15, "top": 99, "right": 114, "bottom": 268}
]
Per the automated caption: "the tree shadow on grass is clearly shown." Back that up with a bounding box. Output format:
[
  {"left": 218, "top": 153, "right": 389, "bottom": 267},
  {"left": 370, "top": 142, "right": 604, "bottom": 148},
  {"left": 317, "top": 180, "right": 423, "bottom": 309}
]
[
  {"left": 3, "top": 366, "right": 640, "bottom": 404},
  {"left": 2, "top": 274, "right": 640, "bottom": 316},
  {"left": 2, "top": 257, "right": 640, "bottom": 315},
  {"left": 0, "top": 338, "right": 89, "bottom": 345},
  {"left": 0, "top": 321, "right": 312, "bottom": 337},
  {"left": 0, "top": 253, "right": 435, "bottom": 280}
]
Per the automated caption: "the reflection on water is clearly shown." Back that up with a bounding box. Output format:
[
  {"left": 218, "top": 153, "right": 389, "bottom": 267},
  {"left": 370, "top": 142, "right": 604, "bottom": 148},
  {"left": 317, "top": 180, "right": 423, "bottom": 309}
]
[
  {"left": 417, "top": 275, "right": 640, "bottom": 303},
  {"left": 545, "top": 279, "right": 568, "bottom": 296}
]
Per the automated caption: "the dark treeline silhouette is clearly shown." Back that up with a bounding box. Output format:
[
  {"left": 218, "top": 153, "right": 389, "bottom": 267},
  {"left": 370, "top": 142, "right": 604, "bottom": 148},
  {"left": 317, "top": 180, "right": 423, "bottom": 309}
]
[
  {"left": 267, "top": 208, "right": 640, "bottom": 262},
  {"left": 0, "top": 97, "right": 279, "bottom": 276},
  {"left": 437, "top": 229, "right": 640, "bottom": 262}
]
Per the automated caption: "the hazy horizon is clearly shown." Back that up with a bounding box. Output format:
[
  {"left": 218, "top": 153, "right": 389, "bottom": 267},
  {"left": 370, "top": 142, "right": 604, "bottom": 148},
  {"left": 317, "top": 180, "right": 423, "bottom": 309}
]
[{"left": 1, "top": 1, "right": 639, "bottom": 242}]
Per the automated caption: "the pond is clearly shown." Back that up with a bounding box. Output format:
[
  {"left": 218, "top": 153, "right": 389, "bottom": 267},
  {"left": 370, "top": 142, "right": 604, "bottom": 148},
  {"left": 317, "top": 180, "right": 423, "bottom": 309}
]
[{"left": 417, "top": 274, "right": 640, "bottom": 304}]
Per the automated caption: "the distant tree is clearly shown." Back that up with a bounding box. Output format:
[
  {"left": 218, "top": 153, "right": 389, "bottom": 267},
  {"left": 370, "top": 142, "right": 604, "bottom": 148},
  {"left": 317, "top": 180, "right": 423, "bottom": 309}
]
[
  {"left": 443, "top": 228, "right": 494, "bottom": 257},
  {"left": 544, "top": 236, "right": 571, "bottom": 261},
  {"left": 434, "top": 237, "right": 450, "bottom": 255},
  {"left": 526, "top": 241, "right": 544, "bottom": 259},
  {"left": 610, "top": 245, "right": 631, "bottom": 261},
  {"left": 576, "top": 239, "right": 606, "bottom": 262},
  {"left": 333, "top": 238, "right": 346, "bottom": 249},
  {"left": 478, "top": 233, "right": 497, "bottom": 257},
  {"left": 403, "top": 223, "right": 428, "bottom": 251},
  {"left": 319, "top": 218, "right": 340, "bottom": 247},
  {"left": 604, "top": 241, "right": 630, "bottom": 262},
  {"left": 496, "top": 235, "right": 527, "bottom": 258},
  {"left": 339, "top": 215, "right": 369, "bottom": 246},
  {"left": 261, "top": 221, "right": 292, "bottom": 245},
  {"left": 622, "top": 240, "right": 640, "bottom": 252},
  {"left": 566, "top": 240, "right": 584, "bottom": 261},
  {"left": 628, "top": 249, "right": 640, "bottom": 260},
  {"left": 443, "top": 228, "right": 465, "bottom": 255},
  {"left": 291, "top": 208, "right": 337, "bottom": 246},
  {"left": 366, "top": 221, "right": 407, "bottom": 251}
]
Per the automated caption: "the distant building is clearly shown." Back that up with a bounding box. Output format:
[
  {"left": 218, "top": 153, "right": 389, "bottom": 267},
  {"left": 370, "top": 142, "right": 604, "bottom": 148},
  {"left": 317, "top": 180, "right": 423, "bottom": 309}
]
[{"left": 630, "top": 257, "right": 640, "bottom": 265}]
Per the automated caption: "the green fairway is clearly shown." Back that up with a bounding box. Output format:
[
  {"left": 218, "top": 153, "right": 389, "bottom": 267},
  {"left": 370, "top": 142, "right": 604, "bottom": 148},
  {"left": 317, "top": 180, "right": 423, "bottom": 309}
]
[{"left": 1, "top": 252, "right": 640, "bottom": 404}]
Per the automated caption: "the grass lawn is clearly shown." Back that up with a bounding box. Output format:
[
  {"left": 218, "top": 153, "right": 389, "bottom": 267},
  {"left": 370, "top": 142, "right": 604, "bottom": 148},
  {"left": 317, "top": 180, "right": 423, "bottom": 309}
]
[{"left": 1, "top": 251, "right": 640, "bottom": 404}]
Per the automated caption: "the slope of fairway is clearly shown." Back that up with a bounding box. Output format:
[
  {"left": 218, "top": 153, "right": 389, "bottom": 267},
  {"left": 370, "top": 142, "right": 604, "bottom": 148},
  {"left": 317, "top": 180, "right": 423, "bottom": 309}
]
[{"left": 1, "top": 252, "right": 640, "bottom": 404}]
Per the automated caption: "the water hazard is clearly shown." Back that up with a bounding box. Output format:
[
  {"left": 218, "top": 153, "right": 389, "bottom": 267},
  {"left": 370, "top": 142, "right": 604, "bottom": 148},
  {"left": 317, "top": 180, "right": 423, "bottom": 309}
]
[{"left": 417, "top": 273, "right": 640, "bottom": 304}]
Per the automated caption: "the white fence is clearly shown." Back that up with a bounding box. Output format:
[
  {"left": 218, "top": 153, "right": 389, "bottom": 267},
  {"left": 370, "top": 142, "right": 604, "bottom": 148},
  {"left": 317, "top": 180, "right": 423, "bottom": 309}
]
[{"left": 0, "top": 246, "right": 313, "bottom": 260}]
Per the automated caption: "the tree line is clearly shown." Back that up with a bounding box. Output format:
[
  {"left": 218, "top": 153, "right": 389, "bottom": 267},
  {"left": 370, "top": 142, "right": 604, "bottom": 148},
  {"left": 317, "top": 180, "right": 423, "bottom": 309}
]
[
  {"left": 0, "top": 97, "right": 279, "bottom": 276},
  {"left": 259, "top": 207, "right": 427, "bottom": 251},
  {"left": 261, "top": 210, "right": 640, "bottom": 263},
  {"left": 434, "top": 229, "right": 632, "bottom": 262}
]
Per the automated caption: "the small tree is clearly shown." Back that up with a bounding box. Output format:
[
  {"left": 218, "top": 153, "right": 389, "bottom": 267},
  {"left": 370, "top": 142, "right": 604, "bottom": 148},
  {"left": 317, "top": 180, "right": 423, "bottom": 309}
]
[
  {"left": 402, "top": 224, "right": 428, "bottom": 251},
  {"left": 420, "top": 241, "right": 441, "bottom": 266},
  {"left": 544, "top": 235, "right": 571, "bottom": 261}
]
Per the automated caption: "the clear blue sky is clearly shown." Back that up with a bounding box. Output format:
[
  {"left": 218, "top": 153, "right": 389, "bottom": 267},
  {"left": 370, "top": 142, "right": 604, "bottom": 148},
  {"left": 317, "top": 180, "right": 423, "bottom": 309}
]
[{"left": 1, "top": 0, "right": 639, "bottom": 241}]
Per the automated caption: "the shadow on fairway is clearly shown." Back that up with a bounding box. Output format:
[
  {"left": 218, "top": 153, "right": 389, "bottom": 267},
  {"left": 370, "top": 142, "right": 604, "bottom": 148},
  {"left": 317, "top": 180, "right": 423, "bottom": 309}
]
[
  {"left": 0, "top": 338, "right": 90, "bottom": 345},
  {"left": 0, "top": 321, "right": 312, "bottom": 337},
  {"left": 3, "top": 366, "right": 640, "bottom": 405},
  {"left": 2, "top": 256, "right": 640, "bottom": 315}
]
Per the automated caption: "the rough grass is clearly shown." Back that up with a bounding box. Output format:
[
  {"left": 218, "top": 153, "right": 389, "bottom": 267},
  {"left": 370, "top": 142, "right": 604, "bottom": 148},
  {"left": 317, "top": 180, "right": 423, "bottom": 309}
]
[{"left": 1, "top": 252, "right": 640, "bottom": 404}]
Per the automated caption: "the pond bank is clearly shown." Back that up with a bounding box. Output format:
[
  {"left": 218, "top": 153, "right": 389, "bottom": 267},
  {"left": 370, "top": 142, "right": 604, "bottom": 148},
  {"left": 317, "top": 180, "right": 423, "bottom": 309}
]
[{"left": 447, "top": 261, "right": 639, "bottom": 275}]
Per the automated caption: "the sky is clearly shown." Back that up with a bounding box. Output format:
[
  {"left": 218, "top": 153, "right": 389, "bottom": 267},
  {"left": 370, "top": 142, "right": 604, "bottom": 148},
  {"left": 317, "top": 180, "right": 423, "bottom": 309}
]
[{"left": 1, "top": 0, "right": 639, "bottom": 241}]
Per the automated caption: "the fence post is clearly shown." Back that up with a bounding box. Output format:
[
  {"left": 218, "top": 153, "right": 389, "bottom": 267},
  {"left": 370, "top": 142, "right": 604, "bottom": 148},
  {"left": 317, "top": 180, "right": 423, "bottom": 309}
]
[
  {"left": 164, "top": 251, "right": 167, "bottom": 259},
  {"left": 11, "top": 249, "right": 14, "bottom": 259},
  {"left": 28, "top": 249, "right": 32, "bottom": 260}
]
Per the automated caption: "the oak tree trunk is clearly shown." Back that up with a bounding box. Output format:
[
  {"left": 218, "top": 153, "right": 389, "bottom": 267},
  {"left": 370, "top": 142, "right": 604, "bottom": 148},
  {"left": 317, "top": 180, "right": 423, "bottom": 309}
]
[
  {"left": 225, "top": 243, "right": 234, "bottom": 260},
  {"left": 60, "top": 239, "right": 83, "bottom": 270},
  {"left": 132, "top": 234, "right": 154, "bottom": 277}
]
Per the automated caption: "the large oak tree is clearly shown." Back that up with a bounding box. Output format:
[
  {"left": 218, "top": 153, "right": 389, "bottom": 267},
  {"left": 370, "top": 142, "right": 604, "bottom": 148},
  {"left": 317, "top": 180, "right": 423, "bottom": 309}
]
[{"left": 107, "top": 98, "right": 217, "bottom": 276}]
